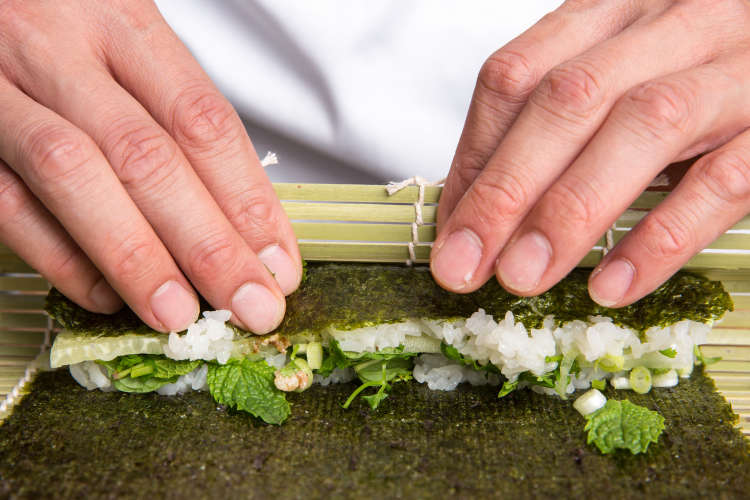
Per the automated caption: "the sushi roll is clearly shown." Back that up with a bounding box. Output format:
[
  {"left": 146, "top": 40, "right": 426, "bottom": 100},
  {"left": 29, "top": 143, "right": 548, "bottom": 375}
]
[{"left": 46, "top": 263, "right": 732, "bottom": 425}]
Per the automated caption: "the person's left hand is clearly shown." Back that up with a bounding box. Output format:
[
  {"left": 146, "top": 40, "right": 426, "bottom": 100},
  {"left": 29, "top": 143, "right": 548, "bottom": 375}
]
[{"left": 432, "top": 0, "right": 750, "bottom": 307}]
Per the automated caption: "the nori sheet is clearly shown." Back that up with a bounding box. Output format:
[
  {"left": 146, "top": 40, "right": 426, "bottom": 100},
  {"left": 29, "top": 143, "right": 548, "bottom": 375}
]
[
  {"left": 46, "top": 264, "right": 733, "bottom": 339},
  {"left": 0, "top": 369, "right": 747, "bottom": 499}
]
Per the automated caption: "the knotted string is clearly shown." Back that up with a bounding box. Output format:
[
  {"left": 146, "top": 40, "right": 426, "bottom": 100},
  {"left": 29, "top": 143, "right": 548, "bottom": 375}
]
[
  {"left": 260, "top": 151, "right": 278, "bottom": 168},
  {"left": 386, "top": 176, "right": 445, "bottom": 265}
]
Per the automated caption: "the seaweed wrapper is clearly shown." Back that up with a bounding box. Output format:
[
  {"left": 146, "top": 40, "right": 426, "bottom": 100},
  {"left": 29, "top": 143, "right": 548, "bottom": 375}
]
[{"left": 0, "top": 368, "right": 747, "bottom": 499}]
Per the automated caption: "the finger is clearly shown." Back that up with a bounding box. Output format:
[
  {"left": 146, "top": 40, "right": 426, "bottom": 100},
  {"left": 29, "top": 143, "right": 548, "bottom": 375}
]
[
  {"left": 496, "top": 55, "right": 750, "bottom": 298},
  {"left": 438, "top": 0, "right": 654, "bottom": 228},
  {"left": 0, "top": 159, "right": 122, "bottom": 313},
  {"left": 24, "top": 63, "right": 287, "bottom": 334},
  {"left": 0, "top": 80, "right": 199, "bottom": 333},
  {"left": 101, "top": 4, "right": 301, "bottom": 295},
  {"left": 432, "top": 2, "right": 746, "bottom": 293},
  {"left": 590, "top": 128, "right": 750, "bottom": 306}
]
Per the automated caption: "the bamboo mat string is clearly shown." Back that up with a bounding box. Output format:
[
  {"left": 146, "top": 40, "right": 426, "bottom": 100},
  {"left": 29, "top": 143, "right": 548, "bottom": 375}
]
[
  {"left": 386, "top": 176, "right": 445, "bottom": 265},
  {"left": 260, "top": 151, "right": 279, "bottom": 168},
  {"left": 602, "top": 223, "right": 616, "bottom": 257}
]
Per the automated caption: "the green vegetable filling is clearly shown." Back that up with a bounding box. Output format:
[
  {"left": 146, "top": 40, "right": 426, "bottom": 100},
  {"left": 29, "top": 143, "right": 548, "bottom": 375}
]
[{"left": 97, "top": 355, "right": 200, "bottom": 393}]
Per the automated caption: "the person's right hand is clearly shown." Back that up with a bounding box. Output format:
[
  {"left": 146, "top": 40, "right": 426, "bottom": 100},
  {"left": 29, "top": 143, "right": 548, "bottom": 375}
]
[{"left": 0, "top": 0, "right": 302, "bottom": 334}]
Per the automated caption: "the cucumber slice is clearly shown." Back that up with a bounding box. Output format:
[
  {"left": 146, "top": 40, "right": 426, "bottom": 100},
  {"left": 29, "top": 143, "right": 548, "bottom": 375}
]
[{"left": 50, "top": 330, "right": 167, "bottom": 368}]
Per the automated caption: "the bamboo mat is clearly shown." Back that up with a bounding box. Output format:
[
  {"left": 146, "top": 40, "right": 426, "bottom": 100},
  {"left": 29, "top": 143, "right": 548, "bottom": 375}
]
[{"left": 0, "top": 183, "right": 748, "bottom": 435}]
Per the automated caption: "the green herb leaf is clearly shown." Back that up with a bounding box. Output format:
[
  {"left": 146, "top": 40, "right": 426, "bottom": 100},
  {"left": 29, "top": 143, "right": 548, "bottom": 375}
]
[
  {"left": 207, "top": 358, "right": 290, "bottom": 425},
  {"left": 659, "top": 348, "right": 677, "bottom": 359},
  {"left": 318, "top": 340, "right": 418, "bottom": 378},
  {"left": 97, "top": 355, "right": 201, "bottom": 393},
  {"left": 584, "top": 399, "right": 665, "bottom": 455},
  {"left": 343, "top": 357, "right": 413, "bottom": 410},
  {"left": 440, "top": 343, "right": 500, "bottom": 373},
  {"left": 152, "top": 358, "right": 201, "bottom": 379},
  {"left": 591, "top": 379, "right": 606, "bottom": 390},
  {"left": 694, "top": 346, "right": 721, "bottom": 366},
  {"left": 114, "top": 375, "right": 176, "bottom": 393},
  {"left": 498, "top": 380, "right": 518, "bottom": 398},
  {"left": 362, "top": 386, "right": 390, "bottom": 410}
]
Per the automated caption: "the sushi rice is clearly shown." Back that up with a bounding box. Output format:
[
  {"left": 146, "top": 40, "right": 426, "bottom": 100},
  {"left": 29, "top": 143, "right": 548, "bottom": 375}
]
[{"left": 67, "top": 307, "right": 712, "bottom": 398}]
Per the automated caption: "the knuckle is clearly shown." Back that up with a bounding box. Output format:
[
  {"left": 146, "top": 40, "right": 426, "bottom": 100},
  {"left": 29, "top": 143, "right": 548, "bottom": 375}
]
[
  {"left": 47, "top": 243, "right": 86, "bottom": 284},
  {"left": 538, "top": 178, "right": 601, "bottom": 232},
  {"left": 532, "top": 61, "right": 605, "bottom": 122},
  {"left": 171, "top": 85, "right": 242, "bottom": 153},
  {"left": 477, "top": 50, "right": 538, "bottom": 104},
  {"left": 621, "top": 81, "right": 693, "bottom": 138},
  {"left": 187, "top": 232, "right": 242, "bottom": 279},
  {"left": 222, "top": 188, "right": 280, "bottom": 241},
  {"left": 0, "top": 170, "right": 29, "bottom": 227},
  {"left": 636, "top": 210, "right": 695, "bottom": 261},
  {"left": 469, "top": 170, "right": 529, "bottom": 225},
  {"left": 109, "top": 123, "right": 180, "bottom": 190},
  {"left": 22, "top": 124, "right": 97, "bottom": 188},
  {"left": 695, "top": 150, "right": 750, "bottom": 204},
  {"left": 453, "top": 151, "right": 487, "bottom": 188},
  {"left": 109, "top": 235, "right": 162, "bottom": 284}
]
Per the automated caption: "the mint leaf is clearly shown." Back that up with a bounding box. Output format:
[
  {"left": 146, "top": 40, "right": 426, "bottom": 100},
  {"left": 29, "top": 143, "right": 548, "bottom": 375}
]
[
  {"left": 584, "top": 399, "right": 665, "bottom": 454},
  {"left": 207, "top": 359, "right": 290, "bottom": 425},
  {"left": 659, "top": 348, "right": 677, "bottom": 358}
]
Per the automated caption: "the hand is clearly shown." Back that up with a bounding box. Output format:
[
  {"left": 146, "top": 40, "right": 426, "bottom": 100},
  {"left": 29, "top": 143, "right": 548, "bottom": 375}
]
[
  {"left": 433, "top": 0, "right": 750, "bottom": 306},
  {"left": 0, "top": 1, "right": 302, "bottom": 333}
]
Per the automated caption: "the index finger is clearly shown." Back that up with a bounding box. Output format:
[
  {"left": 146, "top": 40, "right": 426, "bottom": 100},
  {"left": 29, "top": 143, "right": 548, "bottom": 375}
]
[{"left": 102, "top": 4, "right": 302, "bottom": 295}]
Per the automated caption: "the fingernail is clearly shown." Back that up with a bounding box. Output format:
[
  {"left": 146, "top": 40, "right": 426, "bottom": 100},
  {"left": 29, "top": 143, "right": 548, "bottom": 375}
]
[
  {"left": 150, "top": 280, "right": 199, "bottom": 332},
  {"left": 231, "top": 282, "right": 285, "bottom": 334},
  {"left": 257, "top": 244, "right": 300, "bottom": 295},
  {"left": 589, "top": 258, "right": 635, "bottom": 307},
  {"left": 496, "top": 230, "right": 551, "bottom": 293},
  {"left": 431, "top": 228, "right": 482, "bottom": 290},
  {"left": 88, "top": 278, "right": 123, "bottom": 313}
]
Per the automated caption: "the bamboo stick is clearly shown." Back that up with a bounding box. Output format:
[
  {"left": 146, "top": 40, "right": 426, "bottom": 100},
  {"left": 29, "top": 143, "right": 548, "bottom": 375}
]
[
  {"left": 292, "top": 222, "right": 435, "bottom": 243},
  {"left": 282, "top": 201, "right": 437, "bottom": 223},
  {"left": 274, "top": 183, "right": 442, "bottom": 204},
  {"left": 0, "top": 313, "right": 47, "bottom": 330}
]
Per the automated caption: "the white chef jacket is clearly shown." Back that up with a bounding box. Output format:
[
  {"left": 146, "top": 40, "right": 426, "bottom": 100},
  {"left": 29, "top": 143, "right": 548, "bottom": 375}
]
[{"left": 155, "top": 1, "right": 560, "bottom": 183}]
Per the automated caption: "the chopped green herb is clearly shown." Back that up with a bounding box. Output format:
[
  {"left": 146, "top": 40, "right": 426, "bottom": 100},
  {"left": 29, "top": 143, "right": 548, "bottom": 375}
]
[
  {"left": 440, "top": 343, "right": 499, "bottom": 373},
  {"left": 591, "top": 379, "right": 606, "bottom": 390},
  {"left": 659, "top": 348, "right": 677, "bottom": 358},
  {"left": 584, "top": 399, "right": 665, "bottom": 454},
  {"left": 498, "top": 380, "right": 518, "bottom": 398},
  {"left": 344, "top": 357, "right": 413, "bottom": 410},
  {"left": 694, "top": 346, "right": 721, "bottom": 366},
  {"left": 630, "top": 366, "right": 653, "bottom": 394}
]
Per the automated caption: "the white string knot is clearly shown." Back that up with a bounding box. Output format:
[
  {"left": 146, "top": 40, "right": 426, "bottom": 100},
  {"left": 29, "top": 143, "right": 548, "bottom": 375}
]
[
  {"left": 260, "top": 151, "right": 279, "bottom": 168},
  {"left": 602, "top": 223, "right": 616, "bottom": 257},
  {"left": 386, "top": 176, "right": 445, "bottom": 266}
]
